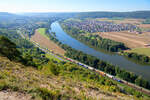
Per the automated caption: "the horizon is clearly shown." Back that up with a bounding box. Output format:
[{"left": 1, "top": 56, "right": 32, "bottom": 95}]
[
  {"left": 1, "top": 10, "right": 150, "bottom": 14},
  {"left": 0, "top": 0, "right": 150, "bottom": 13}
]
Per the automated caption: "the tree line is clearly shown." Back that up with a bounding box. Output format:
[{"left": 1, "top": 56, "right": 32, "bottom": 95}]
[
  {"left": 123, "top": 52, "right": 150, "bottom": 64},
  {"left": 76, "top": 11, "right": 150, "bottom": 19},
  {"left": 64, "top": 47, "right": 150, "bottom": 90}
]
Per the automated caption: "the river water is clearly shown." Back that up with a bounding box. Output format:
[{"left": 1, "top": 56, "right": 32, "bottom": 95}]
[{"left": 51, "top": 22, "right": 150, "bottom": 82}]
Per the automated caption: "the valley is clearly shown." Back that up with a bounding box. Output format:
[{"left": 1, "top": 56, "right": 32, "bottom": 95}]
[{"left": 1, "top": 11, "right": 150, "bottom": 100}]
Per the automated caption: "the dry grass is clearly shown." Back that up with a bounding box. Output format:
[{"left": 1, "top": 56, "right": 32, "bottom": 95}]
[
  {"left": 0, "top": 56, "right": 137, "bottom": 100},
  {"left": 31, "top": 29, "right": 65, "bottom": 55},
  {"left": 0, "top": 90, "right": 31, "bottom": 100}
]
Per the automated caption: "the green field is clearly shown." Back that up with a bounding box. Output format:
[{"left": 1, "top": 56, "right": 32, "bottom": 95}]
[
  {"left": 45, "top": 54, "right": 61, "bottom": 62},
  {"left": 128, "top": 48, "right": 150, "bottom": 56},
  {"left": 37, "top": 28, "right": 48, "bottom": 38}
]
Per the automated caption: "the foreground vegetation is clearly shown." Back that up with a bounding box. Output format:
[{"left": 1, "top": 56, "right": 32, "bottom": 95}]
[
  {"left": 0, "top": 29, "right": 49, "bottom": 67},
  {"left": 0, "top": 55, "right": 149, "bottom": 99}
]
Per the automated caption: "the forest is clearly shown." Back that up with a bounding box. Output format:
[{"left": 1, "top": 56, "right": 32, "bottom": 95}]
[{"left": 0, "top": 29, "right": 49, "bottom": 67}]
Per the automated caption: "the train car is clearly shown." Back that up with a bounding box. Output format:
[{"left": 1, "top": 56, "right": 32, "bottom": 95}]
[
  {"left": 106, "top": 74, "right": 114, "bottom": 79},
  {"left": 95, "top": 70, "right": 106, "bottom": 76},
  {"left": 84, "top": 65, "right": 88, "bottom": 69},
  {"left": 88, "top": 66, "right": 94, "bottom": 70},
  {"left": 117, "top": 80, "right": 123, "bottom": 83},
  {"left": 113, "top": 77, "right": 118, "bottom": 81},
  {"left": 95, "top": 69, "right": 100, "bottom": 73},
  {"left": 78, "top": 63, "right": 84, "bottom": 66},
  {"left": 66, "top": 58, "right": 71, "bottom": 61},
  {"left": 80, "top": 64, "right": 88, "bottom": 69},
  {"left": 112, "top": 77, "right": 123, "bottom": 83},
  {"left": 99, "top": 71, "right": 106, "bottom": 76}
]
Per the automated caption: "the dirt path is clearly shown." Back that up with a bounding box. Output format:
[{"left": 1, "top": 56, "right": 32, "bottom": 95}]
[
  {"left": 98, "top": 31, "right": 150, "bottom": 48},
  {"left": 0, "top": 91, "right": 31, "bottom": 100},
  {"left": 31, "top": 30, "right": 65, "bottom": 55}
]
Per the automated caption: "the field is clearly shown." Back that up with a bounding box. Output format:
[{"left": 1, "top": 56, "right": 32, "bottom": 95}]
[
  {"left": 138, "top": 24, "right": 150, "bottom": 29},
  {"left": 97, "top": 31, "right": 150, "bottom": 48},
  {"left": 96, "top": 18, "right": 144, "bottom": 25},
  {"left": 31, "top": 28, "right": 65, "bottom": 55},
  {"left": 127, "top": 48, "right": 150, "bottom": 57}
]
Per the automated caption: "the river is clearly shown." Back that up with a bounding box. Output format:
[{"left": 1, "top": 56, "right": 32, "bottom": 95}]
[{"left": 51, "top": 22, "right": 150, "bottom": 82}]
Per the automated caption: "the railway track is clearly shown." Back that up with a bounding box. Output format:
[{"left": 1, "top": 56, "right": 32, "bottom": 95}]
[{"left": 32, "top": 40, "right": 150, "bottom": 96}]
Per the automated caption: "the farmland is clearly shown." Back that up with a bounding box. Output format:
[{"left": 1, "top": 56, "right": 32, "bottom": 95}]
[
  {"left": 97, "top": 31, "right": 150, "bottom": 48},
  {"left": 31, "top": 28, "right": 65, "bottom": 55},
  {"left": 126, "top": 48, "right": 150, "bottom": 57},
  {"left": 37, "top": 28, "right": 48, "bottom": 38},
  {"left": 96, "top": 18, "right": 144, "bottom": 25}
]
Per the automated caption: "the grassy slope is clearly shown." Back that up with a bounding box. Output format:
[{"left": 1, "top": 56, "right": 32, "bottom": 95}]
[
  {"left": 45, "top": 53, "right": 61, "bottom": 62},
  {"left": 128, "top": 48, "right": 150, "bottom": 57},
  {"left": 0, "top": 56, "right": 146, "bottom": 100}
]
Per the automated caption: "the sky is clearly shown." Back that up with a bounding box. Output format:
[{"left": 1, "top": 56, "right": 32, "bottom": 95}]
[{"left": 0, "top": 0, "right": 150, "bottom": 13}]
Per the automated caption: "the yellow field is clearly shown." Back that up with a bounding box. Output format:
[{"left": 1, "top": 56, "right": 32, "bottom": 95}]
[
  {"left": 127, "top": 48, "right": 150, "bottom": 57},
  {"left": 37, "top": 28, "right": 48, "bottom": 38}
]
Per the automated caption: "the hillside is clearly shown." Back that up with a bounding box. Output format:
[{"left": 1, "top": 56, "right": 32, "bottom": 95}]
[
  {"left": 0, "top": 56, "right": 145, "bottom": 100},
  {"left": 76, "top": 11, "right": 150, "bottom": 19},
  {"left": 1, "top": 36, "right": 149, "bottom": 100}
]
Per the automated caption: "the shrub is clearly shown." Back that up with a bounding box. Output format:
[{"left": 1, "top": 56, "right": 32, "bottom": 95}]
[
  {"left": 36, "top": 88, "right": 61, "bottom": 100},
  {"left": 0, "top": 80, "right": 9, "bottom": 90}
]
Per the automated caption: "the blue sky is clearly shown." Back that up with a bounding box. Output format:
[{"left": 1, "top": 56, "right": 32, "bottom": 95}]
[{"left": 0, "top": 0, "right": 150, "bottom": 12}]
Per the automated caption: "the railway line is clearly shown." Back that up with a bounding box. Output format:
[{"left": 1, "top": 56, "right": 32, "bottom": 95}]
[{"left": 32, "top": 40, "right": 150, "bottom": 96}]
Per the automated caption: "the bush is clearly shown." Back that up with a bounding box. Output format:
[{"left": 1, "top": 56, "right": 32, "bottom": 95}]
[
  {"left": 36, "top": 88, "right": 61, "bottom": 100},
  {"left": 0, "top": 81, "right": 9, "bottom": 90},
  {"left": 49, "top": 63, "right": 60, "bottom": 75}
]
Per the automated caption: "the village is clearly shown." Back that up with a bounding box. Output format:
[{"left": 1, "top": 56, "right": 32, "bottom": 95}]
[{"left": 64, "top": 19, "right": 139, "bottom": 33}]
